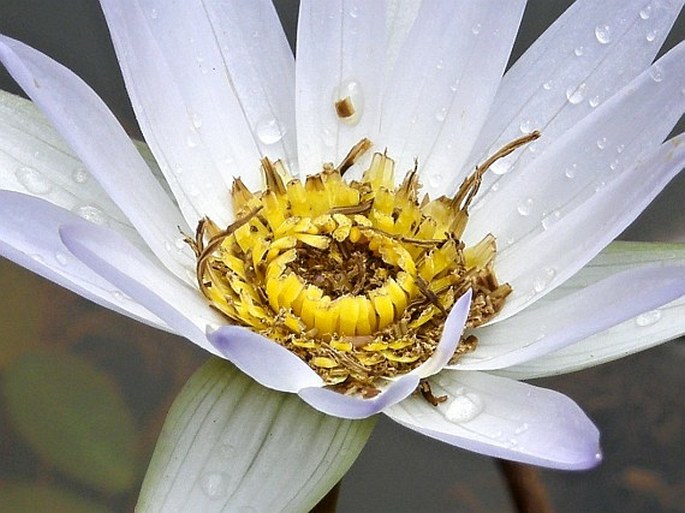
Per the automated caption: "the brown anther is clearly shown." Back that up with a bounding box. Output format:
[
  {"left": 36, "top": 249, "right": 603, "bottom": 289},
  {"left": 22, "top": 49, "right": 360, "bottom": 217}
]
[
  {"left": 335, "top": 96, "right": 355, "bottom": 119},
  {"left": 336, "top": 137, "right": 372, "bottom": 175},
  {"left": 419, "top": 379, "right": 447, "bottom": 406}
]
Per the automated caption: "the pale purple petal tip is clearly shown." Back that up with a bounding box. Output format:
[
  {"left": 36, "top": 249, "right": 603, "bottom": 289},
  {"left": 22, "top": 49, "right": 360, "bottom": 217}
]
[
  {"left": 208, "top": 325, "right": 324, "bottom": 393},
  {"left": 411, "top": 289, "right": 471, "bottom": 378},
  {"left": 298, "top": 375, "right": 420, "bottom": 420}
]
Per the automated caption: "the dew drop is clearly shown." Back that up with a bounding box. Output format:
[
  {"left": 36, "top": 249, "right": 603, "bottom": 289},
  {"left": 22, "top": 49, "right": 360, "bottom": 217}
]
[
  {"left": 490, "top": 159, "right": 512, "bottom": 176},
  {"left": 150, "top": 7, "right": 158, "bottom": 19},
  {"left": 200, "top": 472, "right": 230, "bottom": 500},
  {"left": 588, "top": 95, "right": 600, "bottom": 108},
  {"left": 30, "top": 254, "right": 45, "bottom": 264},
  {"left": 564, "top": 165, "right": 576, "bottom": 179},
  {"left": 519, "top": 119, "right": 534, "bottom": 134},
  {"left": 71, "top": 167, "right": 89, "bottom": 184},
  {"left": 649, "top": 65, "right": 663, "bottom": 82},
  {"left": 435, "top": 59, "right": 445, "bottom": 70},
  {"left": 516, "top": 198, "right": 533, "bottom": 216},
  {"left": 435, "top": 107, "right": 447, "bottom": 122},
  {"left": 73, "top": 204, "right": 108, "bottom": 225},
  {"left": 533, "top": 267, "right": 556, "bottom": 293},
  {"left": 428, "top": 173, "right": 444, "bottom": 189},
  {"left": 191, "top": 112, "right": 203, "bottom": 129},
  {"left": 616, "top": 144, "right": 625, "bottom": 154},
  {"left": 541, "top": 210, "right": 561, "bottom": 230},
  {"left": 595, "top": 24, "right": 612, "bottom": 44},
  {"left": 186, "top": 133, "right": 199, "bottom": 148},
  {"left": 55, "top": 252, "right": 68, "bottom": 266},
  {"left": 646, "top": 29, "right": 658, "bottom": 42},
  {"left": 542, "top": 80, "right": 554, "bottom": 91},
  {"left": 639, "top": 4, "right": 652, "bottom": 19},
  {"left": 255, "top": 118, "right": 284, "bottom": 145},
  {"left": 471, "top": 23, "right": 482, "bottom": 35},
  {"left": 573, "top": 46, "right": 584, "bottom": 57},
  {"left": 445, "top": 392, "right": 484, "bottom": 423},
  {"left": 514, "top": 422, "right": 530, "bottom": 435},
  {"left": 596, "top": 137, "right": 607, "bottom": 150},
  {"left": 333, "top": 80, "right": 364, "bottom": 125},
  {"left": 609, "top": 158, "right": 620, "bottom": 171},
  {"left": 635, "top": 309, "right": 662, "bottom": 327},
  {"left": 219, "top": 442, "right": 236, "bottom": 459},
  {"left": 111, "top": 290, "right": 126, "bottom": 302},
  {"left": 16, "top": 166, "right": 53, "bottom": 195},
  {"left": 565, "top": 83, "right": 587, "bottom": 104},
  {"left": 348, "top": 6, "right": 359, "bottom": 18}
]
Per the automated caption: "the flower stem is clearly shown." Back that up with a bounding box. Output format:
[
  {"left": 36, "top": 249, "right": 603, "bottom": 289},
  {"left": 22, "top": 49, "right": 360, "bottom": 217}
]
[
  {"left": 310, "top": 482, "right": 341, "bottom": 513},
  {"left": 497, "top": 460, "right": 554, "bottom": 513}
]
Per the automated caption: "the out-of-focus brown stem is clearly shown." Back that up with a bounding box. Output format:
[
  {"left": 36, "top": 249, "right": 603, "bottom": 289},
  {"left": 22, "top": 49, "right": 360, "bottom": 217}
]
[
  {"left": 497, "top": 460, "right": 554, "bottom": 513},
  {"left": 310, "top": 482, "right": 341, "bottom": 513}
]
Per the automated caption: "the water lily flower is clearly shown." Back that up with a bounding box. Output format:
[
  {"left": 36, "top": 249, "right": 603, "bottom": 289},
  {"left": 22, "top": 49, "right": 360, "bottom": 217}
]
[{"left": 1, "top": 0, "right": 684, "bottom": 475}]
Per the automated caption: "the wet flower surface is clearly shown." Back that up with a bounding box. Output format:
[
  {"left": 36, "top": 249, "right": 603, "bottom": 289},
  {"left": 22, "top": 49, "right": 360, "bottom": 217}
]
[{"left": 0, "top": 0, "right": 685, "bottom": 471}]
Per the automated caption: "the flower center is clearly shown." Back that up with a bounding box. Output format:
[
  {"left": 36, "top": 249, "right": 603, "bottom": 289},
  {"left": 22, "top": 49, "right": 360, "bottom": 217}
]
[{"left": 187, "top": 134, "right": 539, "bottom": 396}]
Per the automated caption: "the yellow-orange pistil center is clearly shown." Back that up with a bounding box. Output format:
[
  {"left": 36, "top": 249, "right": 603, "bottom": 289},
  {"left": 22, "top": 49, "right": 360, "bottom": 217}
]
[{"left": 187, "top": 133, "right": 539, "bottom": 397}]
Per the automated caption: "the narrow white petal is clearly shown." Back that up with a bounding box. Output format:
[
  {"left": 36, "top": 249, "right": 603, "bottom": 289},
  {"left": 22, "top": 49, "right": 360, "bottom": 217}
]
[
  {"left": 208, "top": 326, "right": 324, "bottom": 393},
  {"left": 59, "top": 222, "right": 224, "bottom": 354},
  {"left": 100, "top": 0, "right": 294, "bottom": 227},
  {"left": 410, "top": 289, "right": 470, "bottom": 378},
  {"left": 468, "top": 42, "right": 685, "bottom": 251},
  {"left": 492, "top": 112, "right": 685, "bottom": 320},
  {"left": 385, "top": 370, "right": 600, "bottom": 470},
  {"left": 0, "top": 91, "right": 136, "bottom": 236},
  {"left": 469, "top": 0, "right": 684, "bottom": 188},
  {"left": 454, "top": 266, "right": 685, "bottom": 370},
  {"left": 296, "top": 0, "right": 386, "bottom": 176},
  {"left": 137, "top": 358, "right": 375, "bottom": 513},
  {"left": 500, "top": 241, "right": 685, "bottom": 379},
  {"left": 0, "top": 35, "right": 194, "bottom": 281},
  {"left": 378, "top": 0, "right": 526, "bottom": 193},
  {"left": 0, "top": 191, "right": 168, "bottom": 331},
  {"left": 299, "top": 375, "right": 419, "bottom": 420}
]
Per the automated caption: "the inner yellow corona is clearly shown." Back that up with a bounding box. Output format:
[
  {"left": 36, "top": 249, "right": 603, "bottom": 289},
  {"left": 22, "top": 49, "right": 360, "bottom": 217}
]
[{"left": 187, "top": 134, "right": 538, "bottom": 396}]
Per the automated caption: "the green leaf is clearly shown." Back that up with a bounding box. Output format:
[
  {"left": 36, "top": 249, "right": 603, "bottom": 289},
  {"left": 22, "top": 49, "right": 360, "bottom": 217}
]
[
  {"left": 3, "top": 349, "right": 139, "bottom": 493},
  {"left": 0, "top": 483, "right": 113, "bottom": 513},
  {"left": 137, "top": 358, "right": 376, "bottom": 513}
]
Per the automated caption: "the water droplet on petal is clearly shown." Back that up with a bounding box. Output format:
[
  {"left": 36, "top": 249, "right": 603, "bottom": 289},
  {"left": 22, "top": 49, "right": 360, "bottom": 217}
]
[
  {"left": 55, "top": 252, "right": 68, "bottom": 266},
  {"left": 445, "top": 392, "right": 484, "bottom": 423},
  {"left": 16, "top": 166, "right": 53, "bottom": 195},
  {"left": 609, "top": 158, "right": 620, "bottom": 171},
  {"left": 564, "top": 165, "right": 577, "bottom": 179},
  {"left": 111, "top": 290, "right": 126, "bottom": 302},
  {"left": 517, "top": 198, "right": 534, "bottom": 216},
  {"left": 588, "top": 95, "right": 600, "bottom": 108},
  {"left": 616, "top": 144, "right": 625, "bottom": 154},
  {"left": 471, "top": 23, "right": 482, "bottom": 35},
  {"left": 595, "top": 24, "right": 612, "bottom": 44},
  {"left": 73, "top": 204, "right": 108, "bottom": 226},
  {"left": 635, "top": 309, "right": 662, "bottom": 327},
  {"left": 596, "top": 137, "right": 607, "bottom": 150},
  {"left": 428, "top": 173, "right": 444, "bottom": 189},
  {"left": 435, "top": 59, "right": 445, "bottom": 70},
  {"left": 639, "top": 4, "right": 652, "bottom": 19},
  {"left": 186, "top": 133, "right": 199, "bottom": 148},
  {"left": 490, "top": 159, "right": 512, "bottom": 176},
  {"left": 533, "top": 267, "right": 556, "bottom": 293},
  {"left": 150, "top": 7, "right": 158, "bottom": 19},
  {"left": 566, "top": 83, "right": 587, "bottom": 104},
  {"left": 514, "top": 422, "right": 530, "bottom": 435},
  {"left": 541, "top": 210, "right": 561, "bottom": 230},
  {"left": 191, "top": 112, "right": 203, "bottom": 129},
  {"left": 649, "top": 65, "right": 663, "bottom": 82},
  {"left": 255, "top": 118, "right": 284, "bottom": 145},
  {"left": 201, "top": 472, "right": 230, "bottom": 500},
  {"left": 435, "top": 107, "right": 447, "bottom": 122},
  {"left": 574, "top": 46, "right": 584, "bottom": 57},
  {"left": 219, "top": 442, "right": 236, "bottom": 459},
  {"left": 519, "top": 119, "right": 534, "bottom": 134},
  {"left": 348, "top": 6, "right": 359, "bottom": 18},
  {"left": 333, "top": 80, "right": 364, "bottom": 125},
  {"left": 542, "top": 80, "right": 554, "bottom": 91},
  {"left": 646, "top": 29, "right": 658, "bottom": 42},
  {"left": 71, "top": 166, "right": 89, "bottom": 184}
]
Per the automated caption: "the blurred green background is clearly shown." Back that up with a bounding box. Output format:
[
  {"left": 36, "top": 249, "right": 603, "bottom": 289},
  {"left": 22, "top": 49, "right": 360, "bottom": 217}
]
[{"left": 0, "top": 1, "right": 683, "bottom": 512}]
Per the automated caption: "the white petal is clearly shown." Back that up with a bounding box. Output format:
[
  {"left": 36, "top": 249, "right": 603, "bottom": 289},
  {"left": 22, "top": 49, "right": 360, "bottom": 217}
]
[
  {"left": 299, "top": 375, "right": 419, "bottom": 420},
  {"left": 378, "top": 0, "right": 525, "bottom": 193},
  {"left": 469, "top": 0, "right": 684, "bottom": 187},
  {"left": 0, "top": 35, "right": 193, "bottom": 281},
  {"left": 296, "top": 0, "right": 386, "bottom": 176},
  {"left": 0, "top": 90, "right": 136, "bottom": 236},
  {"left": 0, "top": 191, "right": 168, "bottom": 331},
  {"left": 385, "top": 370, "right": 601, "bottom": 470},
  {"left": 454, "top": 265, "right": 685, "bottom": 370},
  {"left": 500, "top": 241, "right": 685, "bottom": 379},
  {"left": 208, "top": 326, "right": 324, "bottom": 393},
  {"left": 59, "top": 221, "right": 224, "bottom": 354},
  {"left": 410, "top": 289, "right": 471, "bottom": 378},
  {"left": 100, "top": 0, "right": 294, "bottom": 227},
  {"left": 137, "top": 358, "right": 375, "bottom": 513},
  {"left": 468, "top": 42, "right": 685, "bottom": 252},
  {"left": 493, "top": 122, "right": 685, "bottom": 320}
]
